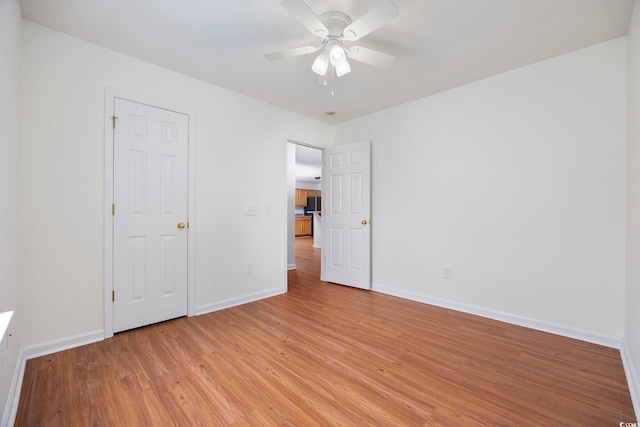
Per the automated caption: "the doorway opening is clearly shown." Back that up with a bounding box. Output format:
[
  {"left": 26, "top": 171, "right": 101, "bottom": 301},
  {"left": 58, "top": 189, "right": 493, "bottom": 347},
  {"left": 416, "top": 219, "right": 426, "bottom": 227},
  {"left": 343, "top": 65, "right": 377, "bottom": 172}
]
[
  {"left": 286, "top": 139, "right": 372, "bottom": 291},
  {"left": 287, "top": 141, "right": 324, "bottom": 285}
]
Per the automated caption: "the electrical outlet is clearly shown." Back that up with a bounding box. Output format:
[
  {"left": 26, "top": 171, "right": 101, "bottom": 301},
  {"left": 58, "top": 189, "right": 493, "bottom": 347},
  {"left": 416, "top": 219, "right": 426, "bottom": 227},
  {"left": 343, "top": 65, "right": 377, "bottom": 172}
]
[
  {"left": 443, "top": 266, "right": 452, "bottom": 279},
  {"left": 246, "top": 262, "right": 254, "bottom": 274},
  {"left": 246, "top": 205, "right": 257, "bottom": 216}
]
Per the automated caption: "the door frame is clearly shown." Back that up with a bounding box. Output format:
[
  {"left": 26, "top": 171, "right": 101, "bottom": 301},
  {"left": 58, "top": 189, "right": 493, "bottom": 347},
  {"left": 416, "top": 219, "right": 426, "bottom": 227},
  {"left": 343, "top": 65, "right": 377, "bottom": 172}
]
[{"left": 104, "top": 88, "right": 197, "bottom": 338}]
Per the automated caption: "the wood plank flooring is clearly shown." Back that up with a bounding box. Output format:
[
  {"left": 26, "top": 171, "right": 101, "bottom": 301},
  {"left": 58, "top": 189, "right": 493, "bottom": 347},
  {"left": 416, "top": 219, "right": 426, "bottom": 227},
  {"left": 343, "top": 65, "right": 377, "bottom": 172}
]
[{"left": 15, "top": 237, "right": 636, "bottom": 426}]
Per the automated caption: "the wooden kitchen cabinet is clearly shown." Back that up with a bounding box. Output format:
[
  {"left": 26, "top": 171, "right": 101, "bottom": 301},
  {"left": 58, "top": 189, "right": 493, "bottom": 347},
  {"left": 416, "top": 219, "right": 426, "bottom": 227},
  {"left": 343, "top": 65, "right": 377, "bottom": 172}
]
[
  {"left": 295, "top": 216, "right": 312, "bottom": 237},
  {"left": 295, "top": 188, "right": 321, "bottom": 206},
  {"left": 302, "top": 218, "right": 312, "bottom": 235},
  {"left": 295, "top": 188, "right": 308, "bottom": 206}
]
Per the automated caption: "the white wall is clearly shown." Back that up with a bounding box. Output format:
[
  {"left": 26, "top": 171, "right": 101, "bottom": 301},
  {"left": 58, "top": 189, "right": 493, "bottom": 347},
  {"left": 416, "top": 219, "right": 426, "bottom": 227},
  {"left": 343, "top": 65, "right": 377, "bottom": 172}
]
[
  {"left": 334, "top": 38, "right": 627, "bottom": 343},
  {"left": 295, "top": 182, "right": 322, "bottom": 190},
  {"left": 625, "top": 0, "right": 640, "bottom": 416},
  {"left": 0, "top": 0, "right": 22, "bottom": 421},
  {"left": 19, "top": 21, "right": 332, "bottom": 346}
]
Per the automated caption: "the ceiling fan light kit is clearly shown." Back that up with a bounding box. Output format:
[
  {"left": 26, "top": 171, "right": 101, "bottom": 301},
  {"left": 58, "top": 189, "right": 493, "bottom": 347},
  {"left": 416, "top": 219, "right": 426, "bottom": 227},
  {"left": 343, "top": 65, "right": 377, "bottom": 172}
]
[{"left": 266, "top": 0, "right": 399, "bottom": 84}]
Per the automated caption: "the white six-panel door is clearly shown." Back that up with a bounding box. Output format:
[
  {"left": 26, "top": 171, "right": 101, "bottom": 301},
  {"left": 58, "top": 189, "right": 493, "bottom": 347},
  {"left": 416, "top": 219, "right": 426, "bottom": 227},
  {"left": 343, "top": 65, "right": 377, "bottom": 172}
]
[
  {"left": 322, "top": 141, "right": 371, "bottom": 289},
  {"left": 113, "top": 98, "right": 189, "bottom": 333}
]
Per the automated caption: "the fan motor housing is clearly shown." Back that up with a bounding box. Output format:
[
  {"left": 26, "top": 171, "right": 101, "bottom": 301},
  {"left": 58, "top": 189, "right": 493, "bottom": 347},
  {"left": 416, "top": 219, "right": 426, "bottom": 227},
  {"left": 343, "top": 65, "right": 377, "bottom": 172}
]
[{"left": 318, "top": 11, "right": 352, "bottom": 38}]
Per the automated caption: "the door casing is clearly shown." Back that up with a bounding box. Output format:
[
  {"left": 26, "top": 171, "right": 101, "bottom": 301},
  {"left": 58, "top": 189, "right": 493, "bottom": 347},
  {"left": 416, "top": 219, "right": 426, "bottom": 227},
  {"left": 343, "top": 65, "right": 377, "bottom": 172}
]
[{"left": 104, "top": 88, "right": 197, "bottom": 338}]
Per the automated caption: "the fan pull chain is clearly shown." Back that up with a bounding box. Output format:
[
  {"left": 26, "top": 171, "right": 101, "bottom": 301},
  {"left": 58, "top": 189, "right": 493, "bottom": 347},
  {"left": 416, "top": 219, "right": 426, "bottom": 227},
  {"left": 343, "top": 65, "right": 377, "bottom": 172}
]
[{"left": 331, "top": 67, "right": 336, "bottom": 96}]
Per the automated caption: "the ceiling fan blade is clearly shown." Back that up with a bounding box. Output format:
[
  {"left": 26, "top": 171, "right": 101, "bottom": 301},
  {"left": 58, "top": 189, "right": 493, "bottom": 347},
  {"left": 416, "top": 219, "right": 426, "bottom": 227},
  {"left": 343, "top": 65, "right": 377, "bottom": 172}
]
[
  {"left": 347, "top": 46, "right": 395, "bottom": 68},
  {"left": 265, "top": 45, "right": 320, "bottom": 61},
  {"left": 281, "top": 0, "right": 329, "bottom": 38},
  {"left": 343, "top": 0, "right": 399, "bottom": 41}
]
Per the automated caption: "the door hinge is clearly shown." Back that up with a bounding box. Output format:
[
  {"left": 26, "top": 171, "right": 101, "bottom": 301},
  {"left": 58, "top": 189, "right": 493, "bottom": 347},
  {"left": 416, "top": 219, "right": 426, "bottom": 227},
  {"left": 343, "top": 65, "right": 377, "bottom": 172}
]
[
  {"left": 112, "top": 290, "right": 115, "bottom": 302},
  {"left": 112, "top": 115, "right": 118, "bottom": 129},
  {"left": 112, "top": 204, "right": 115, "bottom": 216}
]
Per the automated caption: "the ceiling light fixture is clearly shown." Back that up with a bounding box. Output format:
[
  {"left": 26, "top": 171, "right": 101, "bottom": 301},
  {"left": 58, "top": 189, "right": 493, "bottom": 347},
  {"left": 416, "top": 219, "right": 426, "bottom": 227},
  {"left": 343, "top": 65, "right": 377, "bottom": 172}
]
[
  {"left": 312, "top": 42, "right": 351, "bottom": 78},
  {"left": 328, "top": 43, "right": 351, "bottom": 77}
]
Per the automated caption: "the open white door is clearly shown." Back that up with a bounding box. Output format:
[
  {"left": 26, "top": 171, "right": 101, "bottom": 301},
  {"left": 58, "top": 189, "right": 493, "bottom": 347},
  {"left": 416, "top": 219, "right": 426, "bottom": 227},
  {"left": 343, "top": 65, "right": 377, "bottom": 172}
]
[
  {"left": 112, "top": 98, "right": 189, "bottom": 333},
  {"left": 322, "top": 141, "right": 371, "bottom": 289}
]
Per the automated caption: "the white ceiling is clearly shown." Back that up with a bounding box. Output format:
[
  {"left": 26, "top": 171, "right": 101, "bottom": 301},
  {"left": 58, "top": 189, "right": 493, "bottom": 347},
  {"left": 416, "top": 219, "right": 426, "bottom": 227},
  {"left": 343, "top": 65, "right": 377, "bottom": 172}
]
[
  {"left": 19, "top": 0, "right": 634, "bottom": 124},
  {"left": 295, "top": 144, "right": 322, "bottom": 184}
]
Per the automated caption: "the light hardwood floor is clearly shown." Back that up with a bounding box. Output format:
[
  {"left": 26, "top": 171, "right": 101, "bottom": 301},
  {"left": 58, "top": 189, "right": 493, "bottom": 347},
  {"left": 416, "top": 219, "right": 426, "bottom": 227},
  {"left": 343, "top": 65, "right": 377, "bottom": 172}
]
[{"left": 15, "top": 237, "right": 636, "bottom": 425}]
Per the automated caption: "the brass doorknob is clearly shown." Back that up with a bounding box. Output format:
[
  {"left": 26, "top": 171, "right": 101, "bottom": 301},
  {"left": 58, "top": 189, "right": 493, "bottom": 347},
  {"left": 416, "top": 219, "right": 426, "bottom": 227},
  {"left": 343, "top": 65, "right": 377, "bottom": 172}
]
[
  {"left": 361, "top": 220, "right": 368, "bottom": 225},
  {"left": 177, "top": 222, "right": 186, "bottom": 229}
]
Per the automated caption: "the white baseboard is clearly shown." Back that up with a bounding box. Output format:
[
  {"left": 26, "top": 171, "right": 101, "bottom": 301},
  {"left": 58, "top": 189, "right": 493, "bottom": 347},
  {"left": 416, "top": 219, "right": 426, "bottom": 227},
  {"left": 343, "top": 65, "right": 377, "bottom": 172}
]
[
  {"left": 20, "top": 330, "right": 105, "bottom": 361},
  {"left": 621, "top": 341, "right": 640, "bottom": 420},
  {"left": 195, "top": 287, "right": 286, "bottom": 316},
  {"left": 372, "top": 283, "right": 623, "bottom": 349},
  {"left": 287, "top": 264, "right": 297, "bottom": 270},
  {"left": 3, "top": 329, "right": 104, "bottom": 427}
]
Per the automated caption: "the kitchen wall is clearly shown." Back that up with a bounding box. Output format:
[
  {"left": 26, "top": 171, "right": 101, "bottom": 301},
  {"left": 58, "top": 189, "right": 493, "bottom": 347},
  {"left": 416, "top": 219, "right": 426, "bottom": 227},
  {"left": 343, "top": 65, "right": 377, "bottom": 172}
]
[
  {"left": 18, "top": 21, "right": 332, "bottom": 346},
  {"left": 0, "top": 0, "right": 22, "bottom": 421},
  {"left": 625, "top": 0, "right": 640, "bottom": 415},
  {"left": 334, "top": 38, "right": 627, "bottom": 344}
]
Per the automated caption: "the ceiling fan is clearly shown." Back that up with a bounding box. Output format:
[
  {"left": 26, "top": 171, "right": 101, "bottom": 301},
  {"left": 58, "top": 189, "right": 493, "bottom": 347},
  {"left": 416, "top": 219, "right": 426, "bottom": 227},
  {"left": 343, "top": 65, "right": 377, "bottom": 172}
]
[{"left": 265, "top": 0, "right": 400, "bottom": 79}]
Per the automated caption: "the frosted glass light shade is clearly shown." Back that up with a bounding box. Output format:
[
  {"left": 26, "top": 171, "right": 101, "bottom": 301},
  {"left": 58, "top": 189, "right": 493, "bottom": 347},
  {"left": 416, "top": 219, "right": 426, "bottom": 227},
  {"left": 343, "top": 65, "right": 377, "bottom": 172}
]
[
  {"left": 335, "top": 60, "right": 351, "bottom": 77},
  {"left": 329, "top": 44, "right": 347, "bottom": 66},
  {"left": 311, "top": 52, "right": 329, "bottom": 75}
]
